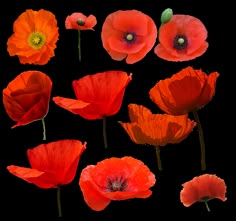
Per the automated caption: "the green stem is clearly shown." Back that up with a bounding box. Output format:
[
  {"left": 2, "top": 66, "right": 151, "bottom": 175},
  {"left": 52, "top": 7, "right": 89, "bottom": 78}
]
[
  {"left": 192, "top": 111, "right": 206, "bottom": 171},
  {"left": 155, "top": 146, "right": 163, "bottom": 171},
  {"left": 42, "top": 118, "right": 46, "bottom": 141},
  {"left": 78, "top": 30, "right": 81, "bottom": 62},
  {"left": 57, "top": 186, "right": 62, "bottom": 217},
  {"left": 103, "top": 117, "right": 108, "bottom": 148},
  {"left": 204, "top": 201, "right": 211, "bottom": 212}
]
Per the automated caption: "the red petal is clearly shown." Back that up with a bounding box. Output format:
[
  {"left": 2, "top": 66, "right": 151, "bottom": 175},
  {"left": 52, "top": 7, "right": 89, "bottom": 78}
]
[
  {"left": 79, "top": 165, "right": 111, "bottom": 211},
  {"left": 27, "top": 140, "right": 86, "bottom": 186}
]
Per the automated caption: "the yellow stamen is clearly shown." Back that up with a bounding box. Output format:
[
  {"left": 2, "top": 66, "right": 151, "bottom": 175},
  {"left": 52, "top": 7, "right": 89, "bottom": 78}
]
[{"left": 28, "top": 31, "right": 46, "bottom": 50}]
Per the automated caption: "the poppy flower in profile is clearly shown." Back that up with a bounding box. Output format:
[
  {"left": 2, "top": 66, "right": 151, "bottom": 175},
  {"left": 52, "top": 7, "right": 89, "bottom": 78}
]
[
  {"left": 101, "top": 9, "right": 157, "bottom": 64},
  {"left": 7, "top": 9, "right": 59, "bottom": 65},
  {"left": 154, "top": 14, "right": 208, "bottom": 62},
  {"left": 149, "top": 66, "right": 219, "bottom": 115},
  {"left": 53, "top": 70, "right": 132, "bottom": 148},
  {"left": 119, "top": 103, "right": 196, "bottom": 146},
  {"left": 79, "top": 156, "right": 156, "bottom": 211},
  {"left": 65, "top": 12, "right": 97, "bottom": 61},
  {"left": 7, "top": 139, "right": 86, "bottom": 188},
  {"left": 65, "top": 12, "right": 97, "bottom": 30},
  {"left": 119, "top": 104, "right": 196, "bottom": 170},
  {"left": 2, "top": 70, "right": 52, "bottom": 128},
  {"left": 53, "top": 71, "right": 132, "bottom": 120},
  {"left": 180, "top": 174, "right": 227, "bottom": 212}
]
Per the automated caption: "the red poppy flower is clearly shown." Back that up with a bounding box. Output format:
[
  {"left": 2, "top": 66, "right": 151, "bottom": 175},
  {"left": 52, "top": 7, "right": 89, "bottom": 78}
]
[
  {"left": 101, "top": 10, "right": 157, "bottom": 64},
  {"left": 65, "top": 12, "right": 97, "bottom": 30},
  {"left": 2, "top": 70, "right": 52, "bottom": 128},
  {"left": 149, "top": 66, "right": 219, "bottom": 115},
  {"left": 119, "top": 104, "right": 196, "bottom": 146},
  {"left": 154, "top": 15, "right": 208, "bottom": 61},
  {"left": 180, "top": 174, "right": 227, "bottom": 211},
  {"left": 7, "top": 140, "right": 86, "bottom": 188},
  {"left": 79, "top": 156, "right": 156, "bottom": 211},
  {"left": 53, "top": 71, "right": 132, "bottom": 120},
  {"left": 7, "top": 9, "right": 59, "bottom": 65}
]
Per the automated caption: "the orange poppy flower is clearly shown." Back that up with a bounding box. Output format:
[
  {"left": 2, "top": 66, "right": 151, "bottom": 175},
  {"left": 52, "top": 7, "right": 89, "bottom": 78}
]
[
  {"left": 101, "top": 10, "right": 157, "bottom": 64},
  {"left": 7, "top": 9, "right": 59, "bottom": 65},
  {"left": 7, "top": 139, "right": 86, "bottom": 188},
  {"left": 149, "top": 66, "right": 219, "bottom": 115},
  {"left": 180, "top": 174, "right": 227, "bottom": 211},
  {"left": 119, "top": 104, "right": 196, "bottom": 146},
  {"left": 53, "top": 71, "right": 132, "bottom": 119},
  {"left": 79, "top": 156, "right": 156, "bottom": 211},
  {"left": 2, "top": 70, "right": 52, "bottom": 128},
  {"left": 154, "top": 15, "right": 208, "bottom": 61},
  {"left": 65, "top": 12, "right": 97, "bottom": 30}
]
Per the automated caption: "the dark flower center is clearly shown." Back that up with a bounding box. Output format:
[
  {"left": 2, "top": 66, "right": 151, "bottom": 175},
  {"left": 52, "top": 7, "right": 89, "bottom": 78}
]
[
  {"left": 107, "top": 175, "right": 128, "bottom": 192},
  {"left": 173, "top": 34, "right": 188, "bottom": 50},
  {"left": 124, "top": 32, "right": 136, "bottom": 44},
  {"left": 77, "top": 18, "right": 85, "bottom": 26}
]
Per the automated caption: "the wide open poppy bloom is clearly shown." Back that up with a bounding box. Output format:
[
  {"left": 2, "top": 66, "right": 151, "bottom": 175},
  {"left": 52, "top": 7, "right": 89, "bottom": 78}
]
[
  {"left": 119, "top": 103, "right": 196, "bottom": 146},
  {"left": 7, "top": 139, "right": 86, "bottom": 188},
  {"left": 2, "top": 70, "right": 52, "bottom": 128},
  {"left": 79, "top": 156, "right": 156, "bottom": 211},
  {"left": 65, "top": 12, "right": 97, "bottom": 30},
  {"left": 7, "top": 9, "right": 59, "bottom": 65},
  {"left": 154, "top": 14, "right": 208, "bottom": 62},
  {"left": 180, "top": 174, "right": 227, "bottom": 211},
  {"left": 149, "top": 66, "right": 219, "bottom": 115},
  {"left": 53, "top": 71, "right": 132, "bottom": 120},
  {"left": 101, "top": 10, "right": 157, "bottom": 64}
]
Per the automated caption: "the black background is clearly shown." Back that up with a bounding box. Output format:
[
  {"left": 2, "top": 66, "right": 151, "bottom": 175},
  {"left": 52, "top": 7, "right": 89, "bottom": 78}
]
[{"left": 0, "top": 0, "right": 232, "bottom": 220}]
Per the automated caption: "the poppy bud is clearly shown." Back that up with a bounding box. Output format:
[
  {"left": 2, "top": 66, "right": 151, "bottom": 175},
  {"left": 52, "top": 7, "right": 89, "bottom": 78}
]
[{"left": 161, "top": 8, "right": 173, "bottom": 24}]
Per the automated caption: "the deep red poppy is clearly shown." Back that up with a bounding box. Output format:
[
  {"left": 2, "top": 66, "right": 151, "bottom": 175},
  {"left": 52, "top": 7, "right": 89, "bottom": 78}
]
[
  {"left": 180, "top": 174, "right": 227, "bottom": 209},
  {"left": 7, "top": 140, "right": 86, "bottom": 188},
  {"left": 101, "top": 10, "right": 157, "bottom": 64},
  {"left": 154, "top": 15, "right": 208, "bottom": 61},
  {"left": 79, "top": 156, "right": 156, "bottom": 211},
  {"left": 149, "top": 66, "right": 219, "bottom": 115},
  {"left": 53, "top": 71, "right": 132, "bottom": 119},
  {"left": 119, "top": 104, "right": 196, "bottom": 146},
  {"left": 65, "top": 12, "right": 97, "bottom": 30},
  {"left": 2, "top": 70, "right": 52, "bottom": 128}
]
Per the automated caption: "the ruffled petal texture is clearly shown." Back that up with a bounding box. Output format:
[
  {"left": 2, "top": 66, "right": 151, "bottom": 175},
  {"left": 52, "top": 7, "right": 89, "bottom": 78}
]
[
  {"left": 180, "top": 174, "right": 227, "bottom": 207},
  {"left": 7, "top": 9, "right": 59, "bottom": 65},
  {"left": 79, "top": 156, "right": 155, "bottom": 211},
  {"left": 149, "top": 66, "right": 219, "bottom": 115}
]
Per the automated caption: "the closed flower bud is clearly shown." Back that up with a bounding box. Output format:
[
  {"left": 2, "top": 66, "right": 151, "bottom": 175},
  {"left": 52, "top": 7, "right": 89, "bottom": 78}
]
[{"left": 161, "top": 8, "right": 173, "bottom": 24}]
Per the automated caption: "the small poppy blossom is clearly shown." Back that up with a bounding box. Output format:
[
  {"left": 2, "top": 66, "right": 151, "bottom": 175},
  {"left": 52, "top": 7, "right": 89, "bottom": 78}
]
[
  {"left": 7, "top": 139, "right": 86, "bottom": 188},
  {"left": 53, "top": 71, "right": 132, "bottom": 120},
  {"left": 180, "top": 174, "right": 227, "bottom": 211},
  {"left": 2, "top": 70, "right": 52, "bottom": 128},
  {"left": 7, "top": 9, "right": 59, "bottom": 65},
  {"left": 119, "top": 104, "right": 196, "bottom": 146},
  {"left": 101, "top": 10, "right": 157, "bottom": 64},
  {"left": 65, "top": 12, "right": 97, "bottom": 30},
  {"left": 149, "top": 66, "right": 219, "bottom": 115},
  {"left": 154, "top": 14, "right": 208, "bottom": 62},
  {"left": 79, "top": 156, "right": 156, "bottom": 211}
]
